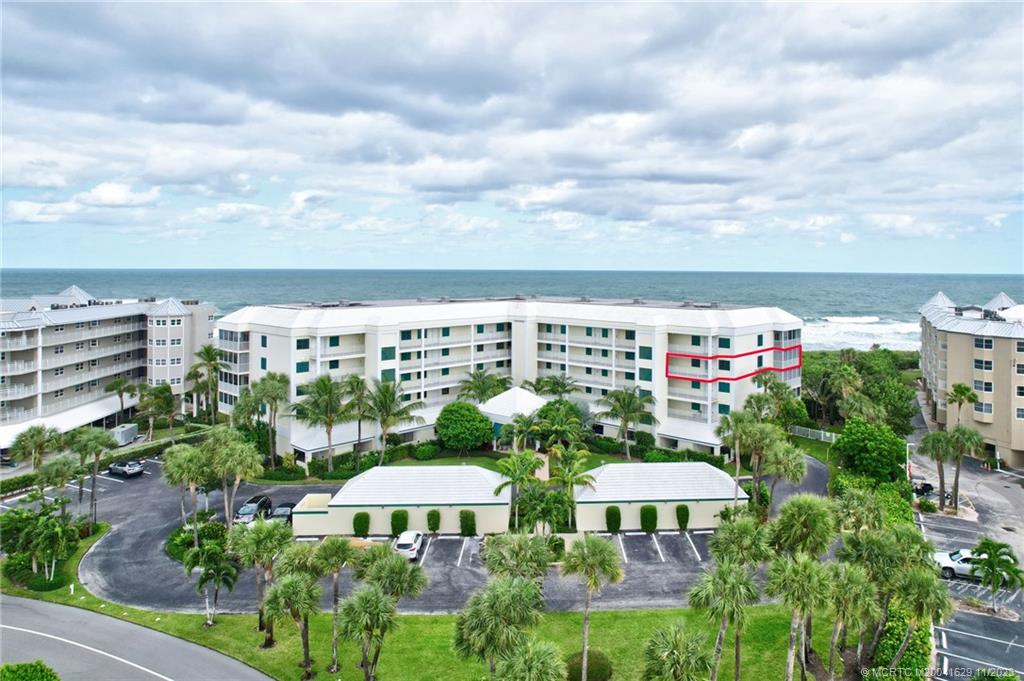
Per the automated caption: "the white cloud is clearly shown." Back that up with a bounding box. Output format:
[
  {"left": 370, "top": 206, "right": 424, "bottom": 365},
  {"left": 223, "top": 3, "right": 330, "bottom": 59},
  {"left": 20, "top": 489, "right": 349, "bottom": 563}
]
[
  {"left": 839, "top": 232, "right": 856, "bottom": 244},
  {"left": 75, "top": 182, "right": 159, "bottom": 207},
  {"left": 711, "top": 221, "right": 747, "bottom": 237}
]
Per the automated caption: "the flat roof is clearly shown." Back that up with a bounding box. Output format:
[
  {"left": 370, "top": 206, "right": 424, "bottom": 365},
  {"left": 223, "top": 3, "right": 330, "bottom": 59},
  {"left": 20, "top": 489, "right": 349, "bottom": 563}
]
[
  {"left": 328, "top": 465, "right": 511, "bottom": 507},
  {"left": 575, "top": 462, "right": 745, "bottom": 503}
]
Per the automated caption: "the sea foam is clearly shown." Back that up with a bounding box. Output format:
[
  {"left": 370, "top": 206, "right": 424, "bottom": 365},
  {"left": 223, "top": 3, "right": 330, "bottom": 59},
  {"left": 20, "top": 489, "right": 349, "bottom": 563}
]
[{"left": 802, "top": 317, "right": 920, "bottom": 351}]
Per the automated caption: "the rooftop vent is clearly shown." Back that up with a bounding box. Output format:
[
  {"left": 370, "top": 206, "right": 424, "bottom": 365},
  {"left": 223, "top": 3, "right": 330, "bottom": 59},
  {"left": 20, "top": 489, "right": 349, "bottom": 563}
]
[
  {"left": 182, "top": 299, "right": 199, "bottom": 306},
  {"left": 319, "top": 302, "right": 340, "bottom": 308},
  {"left": 141, "top": 297, "right": 156, "bottom": 303}
]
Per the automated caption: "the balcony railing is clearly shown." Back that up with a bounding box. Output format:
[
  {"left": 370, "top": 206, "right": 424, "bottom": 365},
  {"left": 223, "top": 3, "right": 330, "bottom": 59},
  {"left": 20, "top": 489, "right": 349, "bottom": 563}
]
[
  {"left": 0, "top": 383, "right": 37, "bottom": 399},
  {"left": 41, "top": 359, "right": 145, "bottom": 392},
  {"left": 474, "top": 350, "right": 510, "bottom": 362},
  {"left": 320, "top": 345, "right": 365, "bottom": 358},
  {"left": 41, "top": 341, "right": 146, "bottom": 369},
  {"left": 667, "top": 409, "right": 709, "bottom": 422},
  {"left": 423, "top": 354, "right": 472, "bottom": 368},
  {"left": 0, "top": 407, "right": 35, "bottom": 424},
  {"left": 567, "top": 335, "right": 615, "bottom": 348},
  {"left": 217, "top": 339, "right": 250, "bottom": 352},
  {"left": 40, "top": 391, "right": 109, "bottom": 416},
  {"left": 0, "top": 359, "right": 37, "bottom": 375},
  {"left": 474, "top": 332, "right": 511, "bottom": 343},
  {"left": 42, "top": 322, "right": 146, "bottom": 345},
  {"left": 223, "top": 360, "right": 250, "bottom": 373},
  {"left": 567, "top": 354, "right": 614, "bottom": 368},
  {"left": 0, "top": 335, "right": 37, "bottom": 350}
]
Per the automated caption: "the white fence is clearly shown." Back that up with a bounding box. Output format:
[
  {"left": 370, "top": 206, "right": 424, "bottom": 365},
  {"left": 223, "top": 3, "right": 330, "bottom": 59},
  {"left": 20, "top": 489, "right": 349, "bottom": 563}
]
[{"left": 789, "top": 425, "right": 837, "bottom": 444}]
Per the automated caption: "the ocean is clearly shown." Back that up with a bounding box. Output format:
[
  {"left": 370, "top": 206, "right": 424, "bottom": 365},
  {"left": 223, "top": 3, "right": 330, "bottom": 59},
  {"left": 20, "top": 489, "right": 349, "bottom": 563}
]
[{"left": 2, "top": 269, "right": 1021, "bottom": 351}]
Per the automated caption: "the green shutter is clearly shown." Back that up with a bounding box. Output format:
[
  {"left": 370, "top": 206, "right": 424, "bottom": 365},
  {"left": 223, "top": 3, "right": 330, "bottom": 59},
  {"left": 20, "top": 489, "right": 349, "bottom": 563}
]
[
  {"left": 296, "top": 338, "right": 309, "bottom": 350},
  {"left": 719, "top": 382, "right": 731, "bottom": 393},
  {"left": 691, "top": 381, "right": 699, "bottom": 389},
  {"left": 441, "top": 367, "right": 450, "bottom": 376},
  {"left": 296, "top": 361, "right": 309, "bottom": 373},
  {"left": 625, "top": 372, "right": 635, "bottom": 380},
  {"left": 639, "top": 346, "right": 652, "bottom": 360},
  {"left": 400, "top": 330, "right": 412, "bottom": 341},
  {"left": 400, "top": 372, "right": 411, "bottom": 381},
  {"left": 441, "top": 348, "right": 450, "bottom": 357},
  {"left": 691, "top": 335, "right": 700, "bottom": 346},
  {"left": 476, "top": 324, "right": 484, "bottom": 334},
  {"left": 639, "top": 367, "right": 652, "bottom": 381},
  {"left": 329, "top": 336, "right": 340, "bottom": 347},
  {"left": 757, "top": 334, "right": 764, "bottom": 347},
  {"left": 381, "top": 346, "right": 396, "bottom": 361},
  {"left": 586, "top": 327, "right": 593, "bottom": 336},
  {"left": 560, "top": 325, "right": 567, "bottom": 334},
  {"left": 691, "top": 402, "right": 701, "bottom": 411},
  {"left": 329, "top": 360, "right": 339, "bottom": 370},
  {"left": 625, "top": 351, "right": 635, "bottom": 360},
  {"left": 381, "top": 368, "right": 396, "bottom": 382},
  {"left": 718, "top": 404, "right": 731, "bottom": 415},
  {"left": 718, "top": 360, "right": 731, "bottom": 371},
  {"left": 442, "top": 327, "right": 450, "bottom": 337},
  {"left": 718, "top": 338, "right": 731, "bottom": 349},
  {"left": 260, "top": 357, "right": 267, "bottom": 370}
]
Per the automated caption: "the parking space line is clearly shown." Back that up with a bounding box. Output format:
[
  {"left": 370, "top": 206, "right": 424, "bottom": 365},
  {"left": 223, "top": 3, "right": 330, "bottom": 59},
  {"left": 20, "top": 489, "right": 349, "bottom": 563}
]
[
  {"left": 691, "top": 530, "right": 713, "bottom": 535},
  {"left": 98, "top": 475, "right": 125, "bottom": 484},
  {"left": 651, "top": 534, "right": 665, "bottom": 562},
  {"left": 936, "top": 627, "right": 1023, "bottom": 648},
  {"left": 420, "top": 536, "right": 433, "bottom": 567},
  {"left": 624, "top": 531, "right": 646, "bottom": 536},
  {"left": 940, "top": 631, "right": 947, "bottom": 649},
  {"left": 617, "top": 534, "right": 628, "bottom": 564},
  {"left": 942, "top": 656, "right": 948, "bottom": 676},
  {"left": 920, "top": 520, "right": 984, "bottom": 534},
  {"left": 456, "top": 537, "right": 468, "bottom": 567},
  {"left": 941, "top": 651, "right": 1022, "bottom": 675},
  {"left": 685, "top": 531, "right": 702, "bottom": 562},
  {"left": 0, "top": 503, "right": 13, "bottom": 510}
]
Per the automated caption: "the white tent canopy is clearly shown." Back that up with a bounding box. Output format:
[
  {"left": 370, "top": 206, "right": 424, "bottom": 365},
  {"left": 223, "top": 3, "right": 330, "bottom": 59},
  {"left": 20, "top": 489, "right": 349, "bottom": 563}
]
[{"left": 479, "top": 387, "right": 549, "bottom": 424}]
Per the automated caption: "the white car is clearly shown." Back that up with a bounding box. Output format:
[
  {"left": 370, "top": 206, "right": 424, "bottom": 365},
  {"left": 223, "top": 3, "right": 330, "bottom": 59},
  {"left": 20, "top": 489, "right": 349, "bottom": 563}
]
[
  {"left": 394, "top": 531, "right": 424, "bottom": 561},
  {"left": 934, "top": 549, "right": 976, "bottom": 580}
]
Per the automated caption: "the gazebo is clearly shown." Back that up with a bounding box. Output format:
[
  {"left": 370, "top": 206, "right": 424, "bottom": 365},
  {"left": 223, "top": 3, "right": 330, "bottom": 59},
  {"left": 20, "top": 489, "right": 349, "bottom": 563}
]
[{"left": 479, "top": 387, "right": 551, "bottom": 478}]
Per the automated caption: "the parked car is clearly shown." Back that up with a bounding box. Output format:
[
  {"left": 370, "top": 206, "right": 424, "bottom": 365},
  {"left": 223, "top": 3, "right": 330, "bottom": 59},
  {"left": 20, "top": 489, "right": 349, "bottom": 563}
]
[
  {"left": 1, "top": 454, "right": 17, "bottom": 468},
  {"left": 393, "top": 530, "right": 424, "bottom": 561},
  {"left": 234, "top": 495, "right": 272, "bottom": 525},
  {"left": 934, "top": 548, "right": 977, "bottom": 579},
  {"left": 107, "top": 460, "right": 144, "bottom": 477},
  {"left": 913, "top": 481, "right": 934, "bottom": 497},
  {"left": 269, "top": 502, "right": 296, "bottom": 525}
]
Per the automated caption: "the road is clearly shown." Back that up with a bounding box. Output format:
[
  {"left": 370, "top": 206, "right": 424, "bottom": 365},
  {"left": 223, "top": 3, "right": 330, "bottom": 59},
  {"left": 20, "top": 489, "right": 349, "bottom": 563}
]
[
  {"left": 769, "top": 454, "right": 830, "bottom": 516},
  {"left": 0, "top": 595, "right": 270, "bottom": 681}
]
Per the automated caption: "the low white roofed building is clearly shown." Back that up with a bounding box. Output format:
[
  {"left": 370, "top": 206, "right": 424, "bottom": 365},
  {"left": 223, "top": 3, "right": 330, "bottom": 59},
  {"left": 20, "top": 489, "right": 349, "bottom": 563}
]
[
  {"left": 574, "top": 462, "right": 744, "bottom": 531},
  {"left": 479, "top": 386, "right": 549, "bottom": 424}
]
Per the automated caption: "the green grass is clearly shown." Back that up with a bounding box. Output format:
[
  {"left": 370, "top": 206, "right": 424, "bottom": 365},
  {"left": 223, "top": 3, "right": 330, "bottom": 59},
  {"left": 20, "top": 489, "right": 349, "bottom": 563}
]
[
  {"left": 793, "top": 435, "right": 839, "bottom": 479},
  {"left": 901, "top": 368, "right": 922, "bottom": 388},
  {"left": 2, "top": 525, "right": 827, "bottom": 681}
]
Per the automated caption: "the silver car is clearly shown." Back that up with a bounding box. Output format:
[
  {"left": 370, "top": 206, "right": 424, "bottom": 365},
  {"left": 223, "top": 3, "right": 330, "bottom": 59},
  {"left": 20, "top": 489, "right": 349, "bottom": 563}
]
[
  {"left": 934, "top": 549, "right": 976, "bottom": 580},
  {"left": 394, "top": 531, "right": 424, "bottom": 561}
]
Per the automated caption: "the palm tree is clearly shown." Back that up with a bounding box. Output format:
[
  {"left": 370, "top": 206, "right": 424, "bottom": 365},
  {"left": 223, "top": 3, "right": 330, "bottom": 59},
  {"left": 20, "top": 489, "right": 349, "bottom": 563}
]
[
  {"left": 317, "top": 536, "right": 354, "bottom": 672},
  {"left": 153, "top": 383, "right": 180, "bottom": 442},
  {"left": 363, "top": 551, "right": 428, "bottom": 600},
  {"left": 248, "top": 519, "right": 293, "bottom": 647},
  {"left": 164, "top": 443, "right": 210, "bottom": 547},
  {"left": 594, "top": 387, "right": 657, "bottom": 460},
  {"left": 561, "top": 534, "right": 624, "bottom": 681},
  {"left": 453, "top": 576, "right": 545, "bottom": 678},
  {"left": 919, "top": 431, "right": 954, "bottom": 511},
  {"left": 228, "top": 519, "right": 292, "bottom": 636},
  {"left": 291, "top": 374, "right": 346, "bottom": 473},
  {"left": 502, "top": 412, "right": 540, "bottom": 452},
  {"left": 948, "top": 426, "right": 984, "bottom": 512},
  {"left": 104, "top": 377, "right": 137, "bottom": 425},
  {"left": 838, "top": 392, "right": 886, "bottom": 424},
  {"left": 537, "top": 403, "right": 582, "bottom": 450},
  {"left": 945, "top": 382, "right": 978, "bottom": 428},
  {"left": 494, "top": 636, "right": 566, "bottom": 681},
  {"left": 162, "top": 444, "right": 192, "bottom": 528},
  {"left": 367, "top": 379, "right": 425, "bottom": 465},
  {"left": 771, "top": 493, "right": 837, "bottom": 558},
  {"left": 549, "top": 446, "right": 596, "bottom": 528},
  {"left": 741, "top": 421, "right": 785, "bottom": 502},
  {"left": 185, "top": 364, "right": 206, "bottom": 417},
  {"left": 264, "top": 574, "right": 321, "bottom": 680},
  {"left": 642, "top": 621, "right": 714, "bottom": 681},
  {"left": 707, "top": 516, "right": 773, "bottom": 568},
  {"left": 459, "top": 368, "right": 507, "bottom": 403},
  {"left": 203, "top": 426, "right": 263, "bottom": 529},
  {"left": 825, "top": 563, "right": 878, "bottom": 681},
  {"left": 65, "top": 427, "right": 116, "bottom": 531},
  {"left": 761, "top": 440, "right": 807, "bottom": 502},
  {"left": 540, "top": 373, "right": 579, "bottom": 400},
  {"left": 338, "top": 584, "right": 398, "bottom": 681},
  {"left": 184, "top": 544, "right": 239, "bottom": 627},
  {"left": 135, "top": 383, "right": 160, "bottom": 441},
  {"left": 340, "top": 373, "right": 371, "bottom": 473},
  {"left": 889, "top": 566, "right": 952, "bottom": 666},
  {"left": 65, "top": 427, "right": 98, "bottom": 512},
  {"left": 10, "top": 425, "right": 62, "bottom": 472},
  {"left": 194, "top": 344, "right": 228, "bottom": 424},
  {"left": 232, "top": 386, "right": 259, "bottom": 430},
  {"left": 828, "top": 364, "right": 863, "bottom": 403},
  {"left": 834, "top": 488, "right": 885, "bottom": 535},
  {"left": 36, "top": 456, "right": 79, "bottom": 516},
  {"left": 766, "top": 553, "right": 830, "bottom": 681},
  {"left": 970, "top": 538, "right": 1024, "bottom": 614},
  {"left": 688, "top": 560, "right": 758, "bottom": 681},
  {"left": 715, "top": 410, "right": 756, "bottom": 507},
  {"left": 482, "top": 533, "right": 552, "bottom": 582},
  {"left": 251, "top": 372, "right": 290, "bottom": 469},
  {"left": 495, "top": 450, "right": 545, "bottom": 529}
]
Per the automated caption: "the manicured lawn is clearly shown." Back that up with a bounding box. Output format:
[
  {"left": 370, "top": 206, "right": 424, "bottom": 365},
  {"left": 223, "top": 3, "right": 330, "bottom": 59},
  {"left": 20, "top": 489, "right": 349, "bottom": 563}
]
[
  {"left": 901, "top": 368, "right": 922, "bottom": 388},
  {"left": 793, "top": 434, "right": 839, "bottom": 479},
  {"left": 2, "top": 525, "right": 832, "bottom": 681}
]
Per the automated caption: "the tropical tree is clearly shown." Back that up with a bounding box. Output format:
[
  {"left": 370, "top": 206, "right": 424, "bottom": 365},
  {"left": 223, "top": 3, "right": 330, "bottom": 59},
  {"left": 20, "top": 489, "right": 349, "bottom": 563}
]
[
  {"left": 162, "top": 444, "right": 192, "bottom": 527},
  {"left": 919, "top": 430, "right": 954, "bottom": 511},
  {"left": 340, "top": 373, "right": 371, "bottom": 472},
  {"left": 642, "top": 622, "right": 714, "bottom": 681},
  {"left": 248, "top": 519, "right": 294, "bottom": 648},
  {"left": 364, "top": 551, "right": 428, "bottom": 601},
  {"left": 316, "top": 536, "right": 355, "bottom": 672},
  {"left": 65, "top": 426, "right": 99, "bottom": 512},
  {"left": 194, "top": 344, "right": 227, "bottom": 424},
  {"left": 264, "top": 574, "right": 321, "bottom": 679},
  {"left": 834, "top": 488, "right": 885, "bottom": 535},
  {"left": 771, "top": 493, "right": 837, "bottom": 558},
  {"left": 838, "top": 392, "right": 886, "bottom": 424},
  {"left": 824, "top": 563, "right": 879, "bottom": 681},
  {"left": 65, "top": 427, "right": 116, "bottom": 531},
  {"left": 761, "top": 440, "right": 807, "bottom": 502},
  {"left": 135, "top": 384, "right": 160, "bottom": 441},
  {"left": 708, "top": 516, "right": 773, "bottom": 568},
  {"left": 251, "top": 372, "right": 290, "bottom": 469},
  {"left": 232, "top": 386, "right": 260, "bottom": 430},
  {"left": 458, "top": 368, "right": 510, "bottom": 403},
  {"left": 594, "top": 387, "right": 657, "bottom": 460},
  {"left": 495, "top": 450, "right": 545, "bottom": 529},
  {"left": 368, "top": 379, "right": 425, "bottom": 465},
  {"left": 948, "top": 426, "right": 984, "bottom": 512},
  {"left": 970, "top": 538, "right": 1024, "bottom": 614},
  {"left": 163, "top": 443, "right": 211, "bottom": 547},
  {"left": 10, "top": 425, "right": 62, "bottom": 472},
  {"left": 203, "top": 426, "right": 263, "bottom": 529},
  {"left": 828, "top": 364, "right": 863, "bottom": 403},
  {"left": 338, "top": 584, "right": 398, "bottom": 681},
  {"left": 688, "top": 560, "right": 758, "bottom": 681},
  {"left": 185, "top": 364, "right": 206, "bottom": 417},
  {"left": 888, "top": 566, "right": 953, "bottom": 666},
  {"left": 518, "top": 483, "right": 570, "bottom": 536},
  {"left": 537, "top": 402, "right": 582, "bottom": 450},
  {"left": 184, "top": 544, "right": 239, "bottom": 627},
  {"left": 453, "top": 576, "right": 545, "bottom": 678},
  {"left": 36, "top": 456, "right": 78, "bottom": 516},
  {"left": 715, "top": 410, "right": 756, "bottom": 507},
  {"left": 501, "top": 412, "right": 540, "bottom": 452},
  {"left": 494, "top": 636, "right": 566, "bottom": 681},
  {"left": 766, "top": 553, "right": 831, "bottom": 681},
  {"left": 945, "top": 382, "right": 978, "bottom": 428},
  {"left": 290, "top": 374, "right": 345, "bottom": 473},
  {"left": 539, "top": 373, "right": 579, "bottom": 400},
  {"left": 741, "top": 421, "right": 785, "bottom": 501},
  {"left": 549, "top": 446, "right": 596, "bottom": 528},
  {"left": 482, "top": 533, "right": 552, "bottom": 582},
  {"left": 152, "top": 383, "right": 180, "bottom": 442},
  {"left": 561, "top": 534, "right": 624, "bottom": 681},
  {"left": 103, "top": 377, "right": 138, "bottom": 425}
]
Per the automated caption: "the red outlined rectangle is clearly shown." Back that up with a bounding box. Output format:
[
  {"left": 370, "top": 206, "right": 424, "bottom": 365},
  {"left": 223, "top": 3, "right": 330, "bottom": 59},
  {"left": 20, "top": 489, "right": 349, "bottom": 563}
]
[{"left": 665, "top": 344, "right": 802, "bottom": 383}]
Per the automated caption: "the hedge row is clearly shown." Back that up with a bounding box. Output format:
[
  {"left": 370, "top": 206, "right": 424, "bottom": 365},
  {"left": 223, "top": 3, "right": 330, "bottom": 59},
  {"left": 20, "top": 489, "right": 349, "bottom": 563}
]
[
  {"left": 459, "top": 510, "right": 476, "bottom": 536},
  {"left": 830, "top": 471, "right": 914, "bottom": 527},
  {"left": 872, "top": 607, "right": 931, "bottom": 681}
]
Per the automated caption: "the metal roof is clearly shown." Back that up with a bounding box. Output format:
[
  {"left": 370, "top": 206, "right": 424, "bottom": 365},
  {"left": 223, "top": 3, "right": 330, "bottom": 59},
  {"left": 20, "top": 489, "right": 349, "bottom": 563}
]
[
  {"left": 328, "top": 465, "right": 511, "bottom": 507},
  {"left": 479, "top": 387, "right": 549, "bottom": 423},
  {"left": 575, "top": 462, "right": 745, "bottom": 503},
  {"left": 920, "top": 291, "right": 1024, "bottom": 340},
  {"left": 984, "top": 292, "right": 1017, "bottom": 311}
]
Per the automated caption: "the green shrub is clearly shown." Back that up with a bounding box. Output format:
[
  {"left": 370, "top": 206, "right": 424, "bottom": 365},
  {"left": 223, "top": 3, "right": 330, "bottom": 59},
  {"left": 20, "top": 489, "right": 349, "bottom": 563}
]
[
  {"left": 427, "top": 509, "right": 441, "bottom": 534},
  {"left": 640, "top": 505, "right": 658, "bottom": 533},
  {"left": 259, "top": 465, "right": 307, "bottom": 481},
  {"left": 459, "top": 510, "right": 477, "bottom": 537},
  {"left": 917, "top": 498, "right": 937, "bottom": 513},
  {"left": 830, "top": 472, "right": 914, "bottom": 527},
  {"left": 0, "top": 473, "right": 38, "bottom": 496},
  {"left": 2, "top": 553, "right": 70, "bottom": 592},
  {"left": 676, "top": 504, "right": 689, "bottom": 530},
  {"left": 353, "top": 512, "right": 371, "bottom": 537},
  {"left": 565, "top": 649, "right": 613, "bottom": 681},
  {"left": 546, "top": 534, "right": 566, "bottom": 561},
  {"left": 634, "top": 431, "right": 655, "bottom": 450},
  {"left": 872, "top": 606, "right": 930, "bottom": 680},
  {"left": 385, "top": 433, "right": 403, "bottom": 448},
  {"left": 436, "top": 402, "right": 493, "bottom": 454},
  {"left": 643, "top": 450, "right": 672, "bottom": 463},
  {"left": 413, "top": 443, "right": 440, "bottom": 461},
  {"left": 391, "top": 509, "right": 409, "bottom": 536},
  {"left": 589, "top": 437, "right": 623, "bottom": 455},
  {"left": 833, "top": 418, "right": 906, "bottom": 482},
  {"left": 605, "top": 506, "right": 621, "bottom": 533},
  {"left": 0, "top": 660, "right": 61, "bottom": 681}
]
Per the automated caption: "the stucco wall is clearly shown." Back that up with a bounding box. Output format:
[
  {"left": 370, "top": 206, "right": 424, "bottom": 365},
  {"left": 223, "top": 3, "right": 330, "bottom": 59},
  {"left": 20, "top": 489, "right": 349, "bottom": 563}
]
[
  {"left": 295, "top": 504, "right": 509, "bottom": 537},
  {"left": 575, "top": 499, "right": 730, "bottom": 531}
]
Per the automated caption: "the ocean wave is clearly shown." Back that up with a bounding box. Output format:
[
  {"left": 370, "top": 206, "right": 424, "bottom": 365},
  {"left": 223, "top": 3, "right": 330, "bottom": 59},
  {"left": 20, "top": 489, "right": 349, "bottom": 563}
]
[{"left": 802, "top": 317, "right": 920, "bottom": 351}]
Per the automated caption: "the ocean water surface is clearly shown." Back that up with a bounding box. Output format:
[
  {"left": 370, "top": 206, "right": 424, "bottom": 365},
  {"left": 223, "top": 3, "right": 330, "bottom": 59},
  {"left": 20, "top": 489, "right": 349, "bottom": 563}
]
[{"left": 2, "top": 270, "right": 1020, "bottom": 351}]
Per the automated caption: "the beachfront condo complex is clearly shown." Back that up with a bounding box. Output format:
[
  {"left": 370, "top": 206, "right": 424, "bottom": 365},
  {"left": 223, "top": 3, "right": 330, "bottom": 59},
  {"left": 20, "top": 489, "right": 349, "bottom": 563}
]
[
  {"left": 920, "top": 291, "right": 1024, "bottom": 467},
  {"left": 0, "top": 286, "right": 216, "bottom": 449},
  {"left": 215, "top": 296, "right": 802, "bottom": 463}
]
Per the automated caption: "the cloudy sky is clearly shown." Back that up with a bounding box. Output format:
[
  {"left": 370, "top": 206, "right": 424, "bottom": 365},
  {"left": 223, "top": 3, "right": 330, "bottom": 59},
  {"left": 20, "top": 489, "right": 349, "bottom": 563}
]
[{"left": 2, "top": 2, "right": 1021, "bottom": 272}]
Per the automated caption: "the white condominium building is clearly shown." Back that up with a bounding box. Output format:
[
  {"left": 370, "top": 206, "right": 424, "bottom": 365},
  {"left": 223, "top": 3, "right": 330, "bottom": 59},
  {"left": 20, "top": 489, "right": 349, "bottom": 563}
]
[
  {"left": 216, "top": 296, "right": 802, "bottom": 464},
  {"left": 920, "top": 291, "right": 1024, "bottom": 467},
  {"left": 0, "top": 286, "right": 216, "bottom": 449}
]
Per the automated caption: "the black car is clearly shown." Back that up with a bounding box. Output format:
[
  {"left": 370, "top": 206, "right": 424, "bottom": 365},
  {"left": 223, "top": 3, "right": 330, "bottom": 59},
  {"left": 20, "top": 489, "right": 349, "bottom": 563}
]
[
  {"left": 108, "top": 460, "right": 145, "bottom": 477},
  {"left": 913, "top": 481, "right": 935, "bottom": 497},
  {"left": 269, "top": 502, "right": 296, "bottom": 525},
  {"left": 234, "top": 494, "right": 272, "bottom": 524}
]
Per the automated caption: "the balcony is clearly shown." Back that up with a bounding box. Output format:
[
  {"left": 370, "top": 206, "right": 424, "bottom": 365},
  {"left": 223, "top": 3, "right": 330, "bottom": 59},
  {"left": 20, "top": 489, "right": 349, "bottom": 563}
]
[
  {"left": 422, "top": 376, "right": 462, "bottom": 390},
  {"left": 40, "top": 391, "right": 109, "bottom": 416},
  {"left": 42, "top": 359, "right": 145, "bottom": 392},
  {"left": 474, "top": 350, "right": 510, "bottom": 362},
  {"left": 574, "top": 374, "right": 613, "bottom": 388},
  {"left": 474, "top": 331, "right": 511, "bottom": 343},
  {"left": 320, "top": 344, "right": 365, "bottom": 358},
  {"left": 667, "top": 408, "right": 709, "bottom": 422},
  {"left": 41, "top": 341, "right": 146, "bottom": 369},
  {"left": 0, "top": 335, "right": 37, "bottom": 350},
  {"left": 0, "top": 407, "right": 35, "bottom": 424},
  {"left": 537, "top": 332, "right": 566, "bottom": 343},
  {"left": 567, "top": 335, "right": 614, "bottom": 348},
  {"left": 423, "top": 354, "right": 472, "bottom": 368},
  {"left": 218, "top": 339, "right": 250, "bottom": 352},
  {"left": 0, "top": 383, "right": 37, "bottom": 400},
  {"left": 668, "top": 385, "right": 709, "bottom": 401},
  {"left": 567, "top": 354, "right": 614, "bottom": 368},
  {"left": 0, "top": 359, "right": 37, "bottom": 375},
  {"left": 223, "top": 360, "right": 250, "bottom": 373},
  {"left": 42, "top": 322, "right": 146, "bottom": 345}
]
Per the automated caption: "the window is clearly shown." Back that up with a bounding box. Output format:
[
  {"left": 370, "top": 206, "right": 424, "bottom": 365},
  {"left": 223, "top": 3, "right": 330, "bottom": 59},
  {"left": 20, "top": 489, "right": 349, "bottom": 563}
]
[
  {"left": 973, "top": 380, "right": 993, "bottom": 392},
  {"left": 329, "top": 336, "right": 340, "bottom": 347},
  {"left": 401, "top": 372, "right": 412, "bottom": 381},
  {"left": 1017, "top": 365, "right": 1024, "bottom": 375},
  {"left": 53, "top": 367, "right": 64, "bottom": 376},
  {"left": 560, "top": 325, "right": 567, "bottom": 334},
  {"left": 296, "top": 361, "right": 309, "bottom": 373},
  {"left": 1017, "top": 386, "right": 1024, "bottom": 397},
  {"left": 54, "top": 345, "right": 64, "bottom": 354},
  {"left": 639, "top": 367, "right": 653, "bottom": 381},
  {"left": 476, "top": 363, "right": 484, "bottom": 370},
  {"left": 155, "top": 319, "right": 167, "bottom": 326},
  {"left": 974, "top": 338, "right": 993, "bottom": 349},
  {"left": 441, "top": 327, "right": 450, "bottom": 337},
  {"left": 496, "top": 323, "right": 505, "bottom": 332},
  {"left": 560, "top": 363, "right": 566, "bottom": 371},
  {"left": 441, "top": 387, "right": 450, "bottom": 395},
  {"left": 476, "top": 324, "right": 485, "bottom": 334},
  {"left": 381, "top": 369, "right": 396, "bottom": 382},
  {"left": 544, "top": 324, "right": 552, "bottom": 333},
  {"left": 1017, "top": 341, "right": 1024, "bottom": 353},
  {"left": 718, "top": 404, "right": 731, "bottom": 415},
  {"left": 560, "top": 345, "right": 566, "bottom": 353},
  {"left": 89, "top": 359, "right": 98, "bottom": 367},
  {"left": 586, "top": 327, "right": 593, "bottom": 337},
  {"left": 601, "top": 349, "right": 609, "bottom": 358},
  {"left": 545, "top": 362, "right": 552, "bottom": 369},
  {"left": 75, "top": 342, "right": 85, "bottom": 350},
  {"left": 76, "top": 322, "right": 85, "bottom": 329},
  {"left": 381, "top": 346, "right": 396, "bottom": 361},
  {"left": 296, "top": 338, "right": 310, "bottom": 350},
  {"left": 585, "top": 367, "right": 593, "bottom": 375},
  {"left": 90, "top": 320, "right": 99, "bottom": 327},
  {"left": 690, "top": 335, "right": 700, "bottom": 346},
  {"left": 625, "top": 351, "right": 635, "bottom": 360},
  {"left": 75, "top": 362, "right": 84, "bottom": 371},
  {"left": 625, "top": 372, "right": 635, "bottom": 380},
  {"left": 718, "top": 338, "right": 731, "bottom": 349},
  {"left": 718, "top": 360, "right": 731, "bottom": 371},
  {"left": 601, "top": 328, "right": 609, "bottom": 338},
  {"left": 639, "top": 346, "right": 652, "bottom": 360},
  {"left": 327, "top": 359, "right": 339, "bottom": 370},
  {"left": 625, "top": 330, "right": 635, "bottom": 341},
  {"left": 401, "top": 330, "right": 413, "bottom": 341},
  {"left": 720, "top": 382, "right": 731, "bottom": 393},
  {"left": 441, "top": 367, "right": 450, "bottom": 376},
  {"left": 757, "top": 334, "right": 764, "bottom": 347},
  {"left": 691, "top": 402, "right": 701, "bottom": 411},
  {"left": 261, "top": 358, "right": 268, "bottom": 370},
  {"left": 170, "top": 338, "right": 182, "bottom": 346},
  {"left": 585, "top": 387, "right": 593, "bottom": 394},
  {"left": 757, "top": 356, "right": 764, "bottom": 368},
  {"left": 54, "top": 325, "right": 65, "bottom": 332},
  {"left": 585, "top": 347, "right": 593, "bottom": 356},
  {"left": 495, "top": 360, "right": 505, "bottom": 368},
  {"left": 171, "top": 358, "right": 182, "bottom": 365},
  {"left": 155, "top": 339, "right": 167, "bottom": 346},
  {"left": 690, "top": 358, "right": 700, "bottom": 368},
  {"left": 1017, "top": 408, "right": 1024, "bottom": 420},
  {"left": 171, "top": 318, "right": 182, "bottom": 326},
  {"left": 974, "top": 359, "right": 993, "bottom": 371},
  {"left": 973, "top": 402, "right": 993, "bottom": 414},
  {"left": 441, "top": 348, "right": 450, "bottom": 357},
  {"left": 691, "top": 380, "right": 700, "bottom": 389},
  {"left": 401, "top": 351, "right": 412, "bottom": 361},
  {"left": 544, "top": 343, "right": 552, "bottom": 351},
  {"left": 601, "top": 369, "right": 609, "bottom": 377},
  {"left": 53, "top": 390, "right": 64, "bottom": 398}
]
